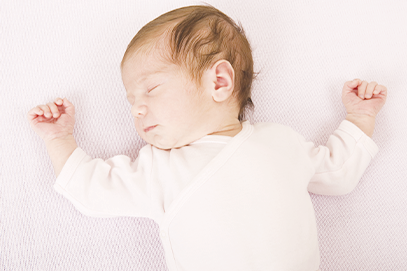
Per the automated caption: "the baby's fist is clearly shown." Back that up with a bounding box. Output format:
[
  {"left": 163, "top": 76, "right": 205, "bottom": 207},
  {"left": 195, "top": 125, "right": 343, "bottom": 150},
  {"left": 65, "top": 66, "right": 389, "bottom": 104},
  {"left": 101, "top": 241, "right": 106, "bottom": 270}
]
[
  {"left": 342, "top": 79, "right": 388, "bottom": 118},
  {"left": 27, "top": 98, "right": 76, "bottom": 142}
]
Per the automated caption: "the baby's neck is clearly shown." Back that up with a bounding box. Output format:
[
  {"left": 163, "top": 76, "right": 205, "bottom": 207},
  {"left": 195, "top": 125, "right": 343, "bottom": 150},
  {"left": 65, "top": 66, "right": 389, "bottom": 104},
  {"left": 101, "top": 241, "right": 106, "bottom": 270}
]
[{"left": 207, "top": 123, "right": 242, "bottom": 137}]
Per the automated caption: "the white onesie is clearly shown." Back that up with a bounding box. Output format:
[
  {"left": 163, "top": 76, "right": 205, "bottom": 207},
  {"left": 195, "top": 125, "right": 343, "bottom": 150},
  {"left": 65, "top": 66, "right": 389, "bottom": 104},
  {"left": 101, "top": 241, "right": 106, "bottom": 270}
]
[{"left": 54, "top": 119, "right": 379, "bottom": 271}]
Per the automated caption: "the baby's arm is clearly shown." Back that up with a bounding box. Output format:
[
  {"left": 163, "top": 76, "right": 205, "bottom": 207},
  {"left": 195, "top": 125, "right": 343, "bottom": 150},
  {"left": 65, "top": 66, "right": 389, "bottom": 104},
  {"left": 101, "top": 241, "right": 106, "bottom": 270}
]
[
  {"left": 45, "top": 135, "right": 78, "bottom": 178},
  {"left": 345, "top": 114, "right": 375, "bottom": 138},
  {"left": 342, "top": 79, "right": 387, "bottom": 138},
  {"left": 28, "top": 98, "right": 153, "bottom": 219},
  {"left": 295, "top": 79, "right": 385, "bottom": 195},
  {"left": 27, "top": 97, "right": 78, "bottom": 178},
  {"left": 53, "top": 146, "right": 153, "bottom": 218},
  {"left": 296, "top": 119, "right": 379, "bottom": 196}
]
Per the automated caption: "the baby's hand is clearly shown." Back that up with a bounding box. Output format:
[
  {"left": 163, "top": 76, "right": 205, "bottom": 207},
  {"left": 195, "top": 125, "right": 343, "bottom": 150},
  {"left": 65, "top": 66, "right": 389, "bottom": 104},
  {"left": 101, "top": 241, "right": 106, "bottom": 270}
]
[
  {"left": 341, "top": 79, "right": 388, "bottom": 118},
  {"left": 27, "top": 98, "right": 76, "bottom": 142}
]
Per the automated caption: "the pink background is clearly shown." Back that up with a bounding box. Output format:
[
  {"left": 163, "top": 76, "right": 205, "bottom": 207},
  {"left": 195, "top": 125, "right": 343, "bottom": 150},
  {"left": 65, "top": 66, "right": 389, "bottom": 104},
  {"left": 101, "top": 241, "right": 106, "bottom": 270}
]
[{"left": 2, "top": 0, "right": 407, "bottom": 270}]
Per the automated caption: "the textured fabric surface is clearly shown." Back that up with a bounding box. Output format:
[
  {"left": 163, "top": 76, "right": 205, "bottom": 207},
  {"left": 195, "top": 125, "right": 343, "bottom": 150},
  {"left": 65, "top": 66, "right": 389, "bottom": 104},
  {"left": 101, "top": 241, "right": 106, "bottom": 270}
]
[{"left": 1, "top": 0, "right": 407, "bottom": 270}]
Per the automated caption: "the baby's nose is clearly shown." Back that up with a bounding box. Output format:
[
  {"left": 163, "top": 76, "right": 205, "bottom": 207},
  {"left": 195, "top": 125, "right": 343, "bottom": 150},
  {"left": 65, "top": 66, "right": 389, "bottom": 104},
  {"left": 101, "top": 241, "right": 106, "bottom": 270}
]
[{"left": 132, "top": 104, "right": 147, "bottom": 117}]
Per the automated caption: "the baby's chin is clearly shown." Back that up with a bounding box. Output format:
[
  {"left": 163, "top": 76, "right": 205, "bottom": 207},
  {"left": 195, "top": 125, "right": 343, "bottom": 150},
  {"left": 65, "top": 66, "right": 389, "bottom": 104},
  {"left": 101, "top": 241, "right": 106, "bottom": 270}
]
[
  {"left": 148, "top": 137, "right": 191, "bottom": 150},
  {"left": 151, "top": 142, "right": 186, "bottom": 151},
  {"left": 143, "top": 136, "right": 172, "bottom": 150}
]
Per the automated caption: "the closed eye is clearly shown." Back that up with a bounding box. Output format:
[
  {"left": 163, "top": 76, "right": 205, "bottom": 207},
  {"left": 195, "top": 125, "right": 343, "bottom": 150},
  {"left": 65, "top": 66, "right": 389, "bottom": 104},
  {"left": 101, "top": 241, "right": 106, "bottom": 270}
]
[
  {"left": 126, "top": 84, "right": 160, "bottom": 103},
  {"left": 148, "top": 85, "right": 160, "bottom": 92}
]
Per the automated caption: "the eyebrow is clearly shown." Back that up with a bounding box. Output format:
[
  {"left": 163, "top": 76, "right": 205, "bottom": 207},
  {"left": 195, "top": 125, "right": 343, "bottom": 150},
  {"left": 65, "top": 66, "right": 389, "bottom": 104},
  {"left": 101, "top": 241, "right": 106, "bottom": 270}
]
[{"left": 137, "top": 73, "right": 155, "bottom": 84}]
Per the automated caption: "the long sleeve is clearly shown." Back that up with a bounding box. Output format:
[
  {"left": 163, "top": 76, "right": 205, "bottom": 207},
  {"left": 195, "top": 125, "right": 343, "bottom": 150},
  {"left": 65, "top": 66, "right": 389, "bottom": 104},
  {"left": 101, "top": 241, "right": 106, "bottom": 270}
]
[
  {"left": 296, "top": 120, "right": 379, "bottom": 196},
  {"left": 53, "top": 145, "right": 153, "bottom": 218}
]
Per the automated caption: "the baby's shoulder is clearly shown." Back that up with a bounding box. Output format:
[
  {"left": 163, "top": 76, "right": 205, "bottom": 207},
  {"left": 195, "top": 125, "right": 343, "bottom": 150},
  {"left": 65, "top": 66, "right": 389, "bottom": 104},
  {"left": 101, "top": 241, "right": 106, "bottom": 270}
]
[
  {"left": 251, "top": 122, "right": 300, "bottom": 141},
  {"left": 252, "top": 121, "right": 295, "bottom": 133}
]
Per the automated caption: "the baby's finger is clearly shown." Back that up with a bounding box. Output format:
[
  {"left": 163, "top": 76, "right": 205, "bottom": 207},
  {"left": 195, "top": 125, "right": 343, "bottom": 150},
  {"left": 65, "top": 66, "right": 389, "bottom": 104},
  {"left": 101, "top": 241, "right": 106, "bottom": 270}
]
[
  {"left": 55, "top": 98, "right": 63, "bottom": 106},
  {"left": 346, "top": 79, "right": 361, "bottom": 90},
  {"left": 47, "top": 102, "right": 60, "bottom": 118},
  {"left": 27, "top": 106, "right": 44, "bottom": 120},
  {"left": 373, "top": 85, "right": 387, "bottom": 95},
  {"left": 364, "top": 81, "right": 378, "bottom": 99},
  {"left": 357, "top": 80, "right": 368, "bottom": 99},
  {"left": 38, "top": 104, "right": 52, "bottom": 118}
]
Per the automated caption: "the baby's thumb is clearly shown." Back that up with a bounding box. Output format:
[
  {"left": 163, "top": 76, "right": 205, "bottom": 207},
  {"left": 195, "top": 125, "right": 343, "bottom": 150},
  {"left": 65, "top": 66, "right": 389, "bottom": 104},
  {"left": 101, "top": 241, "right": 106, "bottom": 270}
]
[{"left": 61, "top": 98, "right": 75, "bottom": 116}]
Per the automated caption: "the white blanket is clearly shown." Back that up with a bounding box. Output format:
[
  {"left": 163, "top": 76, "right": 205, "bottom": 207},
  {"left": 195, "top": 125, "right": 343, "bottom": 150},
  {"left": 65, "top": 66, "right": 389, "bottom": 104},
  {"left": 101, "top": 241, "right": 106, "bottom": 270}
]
[{"left": 2, "top": 0, "right": 407, "bottom": 270}]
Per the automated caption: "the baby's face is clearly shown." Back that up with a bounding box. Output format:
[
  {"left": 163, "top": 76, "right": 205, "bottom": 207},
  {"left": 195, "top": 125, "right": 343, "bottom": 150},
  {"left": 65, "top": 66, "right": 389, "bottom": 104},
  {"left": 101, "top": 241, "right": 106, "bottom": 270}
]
[{"left": 121, "top": 52, "right": 232, "bottom": 150}]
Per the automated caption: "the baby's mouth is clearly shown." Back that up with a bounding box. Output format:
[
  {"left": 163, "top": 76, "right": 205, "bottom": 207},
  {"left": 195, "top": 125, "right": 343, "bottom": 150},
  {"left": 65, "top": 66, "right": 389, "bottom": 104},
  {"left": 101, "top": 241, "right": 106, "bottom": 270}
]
[{"left": 144, "top": 125, "right": 157, "bottom": 133}]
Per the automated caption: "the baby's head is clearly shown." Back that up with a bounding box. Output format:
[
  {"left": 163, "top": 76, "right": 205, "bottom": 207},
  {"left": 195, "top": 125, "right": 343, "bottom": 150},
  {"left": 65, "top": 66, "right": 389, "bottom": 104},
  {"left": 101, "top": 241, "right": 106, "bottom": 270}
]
[{"left": 120, "top": 4, "right": 258, "bottom": 150}]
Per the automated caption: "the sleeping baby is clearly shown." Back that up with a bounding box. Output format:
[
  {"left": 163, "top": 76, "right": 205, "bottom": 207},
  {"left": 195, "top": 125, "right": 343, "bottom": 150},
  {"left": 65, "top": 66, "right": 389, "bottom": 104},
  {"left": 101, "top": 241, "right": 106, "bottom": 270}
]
[{"left": 27, "top": 4, "right": 387, "bottom": 271}]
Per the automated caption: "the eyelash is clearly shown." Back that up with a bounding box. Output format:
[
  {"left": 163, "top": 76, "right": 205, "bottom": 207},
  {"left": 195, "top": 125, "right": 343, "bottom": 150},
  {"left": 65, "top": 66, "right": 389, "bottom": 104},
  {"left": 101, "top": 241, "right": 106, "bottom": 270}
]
[
  {"left": 128, "top": 85, "right": 159, "bottom": 103},
  {"left": 148, "top": 85, "right": 159, "bottom": 92}
]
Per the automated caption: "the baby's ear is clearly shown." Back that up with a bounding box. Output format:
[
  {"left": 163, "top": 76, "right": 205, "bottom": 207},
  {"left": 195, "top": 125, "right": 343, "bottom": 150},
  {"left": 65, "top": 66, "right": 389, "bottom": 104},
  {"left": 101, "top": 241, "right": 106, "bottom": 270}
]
[
  {"left": 210, "top": 60, "right": 234, "bottom": 102},
  {"left": 212, "top": 60, "right": 234, "bottom": 83}
]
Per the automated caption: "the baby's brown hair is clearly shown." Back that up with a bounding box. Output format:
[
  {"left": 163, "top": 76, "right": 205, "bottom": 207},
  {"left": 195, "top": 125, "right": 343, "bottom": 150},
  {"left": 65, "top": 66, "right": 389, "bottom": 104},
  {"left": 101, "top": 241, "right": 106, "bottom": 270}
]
[{"left": 121, "top": 3, "right": 259, "bottom": 122}]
